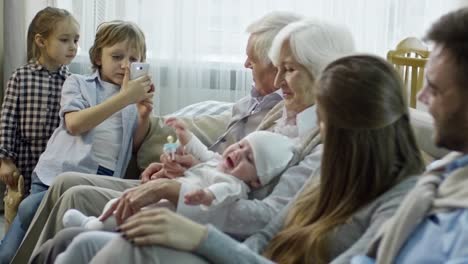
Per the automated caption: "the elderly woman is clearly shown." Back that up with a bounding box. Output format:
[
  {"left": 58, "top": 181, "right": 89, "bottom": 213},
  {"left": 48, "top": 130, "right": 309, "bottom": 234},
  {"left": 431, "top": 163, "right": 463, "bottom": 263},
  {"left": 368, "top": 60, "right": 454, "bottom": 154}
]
[
  {"left": 59, "top": 54, "right": 424, "bottom": 263},
  {"left": 34, "top": 19, "right": 356, "bottom": 263}
]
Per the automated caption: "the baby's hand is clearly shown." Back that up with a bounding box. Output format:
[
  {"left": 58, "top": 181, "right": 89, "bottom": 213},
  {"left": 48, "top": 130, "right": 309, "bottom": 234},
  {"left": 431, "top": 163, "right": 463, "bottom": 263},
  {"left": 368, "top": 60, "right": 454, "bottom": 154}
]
[
  {"left": 184, "top": 189, "right": 215, "bottom": 206},
  {"left": 165, "top": 117, "right": 192, "bottom": 145}
]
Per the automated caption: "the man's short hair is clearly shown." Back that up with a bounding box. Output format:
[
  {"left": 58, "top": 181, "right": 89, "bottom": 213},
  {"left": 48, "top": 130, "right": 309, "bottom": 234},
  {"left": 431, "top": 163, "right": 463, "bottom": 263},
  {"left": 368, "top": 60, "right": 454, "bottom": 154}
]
[
  {"left": 425, "top": 7, "right": 468, "bottom": 90},
  {"left": 246, "top": 12, "right": 303, "bottom": 65}
]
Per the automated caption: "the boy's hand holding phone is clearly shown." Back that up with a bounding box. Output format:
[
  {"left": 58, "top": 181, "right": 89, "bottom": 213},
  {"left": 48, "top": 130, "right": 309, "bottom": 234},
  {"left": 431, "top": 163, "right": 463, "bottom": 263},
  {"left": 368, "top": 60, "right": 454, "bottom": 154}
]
[
  {"left": 131, "top": 62, "right": 155, "bottom": 93},
  {"left": 122, "top": 63, "right": 153, "bottom": 105}
]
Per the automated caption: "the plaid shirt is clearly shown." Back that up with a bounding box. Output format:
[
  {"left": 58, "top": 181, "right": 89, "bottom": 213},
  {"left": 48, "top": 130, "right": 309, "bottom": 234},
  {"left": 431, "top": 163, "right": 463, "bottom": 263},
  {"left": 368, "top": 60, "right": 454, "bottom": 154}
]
[{"left": 0, "top": 61, "right": 70, "bottom": 193}]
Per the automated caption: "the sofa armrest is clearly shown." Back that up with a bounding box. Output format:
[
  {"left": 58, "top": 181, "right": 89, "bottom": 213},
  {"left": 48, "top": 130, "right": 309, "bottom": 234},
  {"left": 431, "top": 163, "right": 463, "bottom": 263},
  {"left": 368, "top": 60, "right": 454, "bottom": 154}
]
[{"left": 409, "top": 108, "right": 449, "bottom": 160}]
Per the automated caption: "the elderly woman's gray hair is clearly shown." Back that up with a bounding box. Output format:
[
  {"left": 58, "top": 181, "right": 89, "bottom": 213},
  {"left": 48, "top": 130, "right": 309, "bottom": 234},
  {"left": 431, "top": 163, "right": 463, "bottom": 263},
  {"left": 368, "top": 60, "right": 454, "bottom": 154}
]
[
  {"left": 269, "top": 19, "right": 355, "bottom": 78},
  {"left": 246, "top": 11, "right": 303, "bottom": 65}
]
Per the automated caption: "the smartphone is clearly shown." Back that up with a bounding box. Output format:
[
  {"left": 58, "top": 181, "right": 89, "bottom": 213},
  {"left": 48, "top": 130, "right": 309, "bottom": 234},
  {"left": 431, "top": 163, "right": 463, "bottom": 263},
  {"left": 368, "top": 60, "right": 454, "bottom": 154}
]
[{"left": 130, "top": 62, "right": 150, "bottom": 80}]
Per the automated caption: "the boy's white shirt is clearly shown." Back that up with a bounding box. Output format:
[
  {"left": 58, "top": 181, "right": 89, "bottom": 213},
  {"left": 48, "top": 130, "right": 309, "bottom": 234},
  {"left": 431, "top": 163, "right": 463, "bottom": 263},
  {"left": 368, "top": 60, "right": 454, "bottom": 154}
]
[{"left": 91, "top": 81, "right": 122, "bottom": 171}]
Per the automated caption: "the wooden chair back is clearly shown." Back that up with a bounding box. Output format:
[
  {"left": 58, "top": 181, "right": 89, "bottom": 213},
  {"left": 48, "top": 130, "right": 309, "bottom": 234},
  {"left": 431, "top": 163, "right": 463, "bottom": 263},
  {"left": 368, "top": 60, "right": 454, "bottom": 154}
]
[{"left": 387, "top": 37, "right": 430, "bottom": 108}]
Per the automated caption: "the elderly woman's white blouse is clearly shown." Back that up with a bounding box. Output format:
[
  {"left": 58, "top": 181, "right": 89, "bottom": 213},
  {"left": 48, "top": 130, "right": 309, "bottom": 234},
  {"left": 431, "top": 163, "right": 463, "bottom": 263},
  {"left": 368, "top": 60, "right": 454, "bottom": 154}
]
[{"left": 272, "top": 105, "right": 317, "bottom": 143}]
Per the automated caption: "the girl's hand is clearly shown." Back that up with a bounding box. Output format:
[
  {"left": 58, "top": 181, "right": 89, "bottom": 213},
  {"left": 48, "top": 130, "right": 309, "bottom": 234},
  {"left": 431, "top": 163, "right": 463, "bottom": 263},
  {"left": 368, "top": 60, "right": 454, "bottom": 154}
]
[
  {"left": 119, "top": 207, "right": 208, "bottom": 250},
  {"left": 0, "top": 159, "right": 19, "bottom": 187},
  {"left": 165, "top": 117, "right": 191, "bottom": 145},
  {"left": 121, "top": 67, "right": 154, "bottom": 105}
]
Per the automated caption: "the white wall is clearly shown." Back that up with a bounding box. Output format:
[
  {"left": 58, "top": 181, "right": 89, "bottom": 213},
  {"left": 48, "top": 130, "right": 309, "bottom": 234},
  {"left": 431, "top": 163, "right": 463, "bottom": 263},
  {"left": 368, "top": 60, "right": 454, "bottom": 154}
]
[
  {"left": 0, "top": 0, "right": 5, "bottom": 211},
  {"left": 0, "top": 0, "right": 4, "bottom": 101}
]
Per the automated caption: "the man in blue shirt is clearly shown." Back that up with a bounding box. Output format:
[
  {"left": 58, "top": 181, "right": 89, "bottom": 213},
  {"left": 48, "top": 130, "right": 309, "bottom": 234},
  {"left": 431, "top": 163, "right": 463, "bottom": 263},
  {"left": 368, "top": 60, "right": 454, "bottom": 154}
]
[{"left": 352, "top": 7, "right": 468, "bottom": 264}]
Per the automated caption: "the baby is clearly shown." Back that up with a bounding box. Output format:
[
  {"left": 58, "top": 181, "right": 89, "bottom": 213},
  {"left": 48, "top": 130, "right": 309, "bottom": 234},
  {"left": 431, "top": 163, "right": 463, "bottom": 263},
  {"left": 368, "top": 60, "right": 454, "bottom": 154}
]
[{"left": 63, "top": 118, "right": 296, "bottom": 230}]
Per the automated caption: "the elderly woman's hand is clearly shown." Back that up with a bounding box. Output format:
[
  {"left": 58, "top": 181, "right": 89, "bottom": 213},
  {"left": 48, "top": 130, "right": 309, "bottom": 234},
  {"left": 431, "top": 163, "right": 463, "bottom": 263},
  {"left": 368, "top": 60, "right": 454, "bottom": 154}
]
[
  {"left": 140, "top": 162, "right": 165, "bottom": 183},
  {"left": 119, "top": 208, "right": 208, "bottom": 250},
  {"left": 159, "top": 150, "right": 200, "bottom": 179},
  {"left": 100, "top": 179, "right": 181, "bottom": 225}
]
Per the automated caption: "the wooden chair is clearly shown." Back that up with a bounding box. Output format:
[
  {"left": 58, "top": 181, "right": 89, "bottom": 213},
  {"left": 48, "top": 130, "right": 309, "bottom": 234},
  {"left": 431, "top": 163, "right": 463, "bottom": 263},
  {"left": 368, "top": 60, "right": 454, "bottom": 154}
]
[{"left": 387, "top": 37, "right": 430, "bottom": 108}]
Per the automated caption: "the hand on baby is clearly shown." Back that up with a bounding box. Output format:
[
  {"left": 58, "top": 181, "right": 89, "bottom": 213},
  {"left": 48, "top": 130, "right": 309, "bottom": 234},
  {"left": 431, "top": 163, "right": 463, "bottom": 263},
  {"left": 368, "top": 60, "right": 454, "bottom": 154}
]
[
  {"left": 140, "top": 153, "right": 199, "bottom": 183},
  {"left": 184, "top": 189, "right": 215, "bottom": 206},
  {"left": 140, "top": 161, "right": 182, "bottom": 184},
  {"left": 119, "top": 207, "right": 207, "bottom": 250},
  {"left": 140, "top": 162, "right": 166, "bottom": 183},
  {"left": 159, "top": 149, "right": 200, "bottom": 179},
  {"left": 101, "top": 179, "right": 181, "bottom": 225}
]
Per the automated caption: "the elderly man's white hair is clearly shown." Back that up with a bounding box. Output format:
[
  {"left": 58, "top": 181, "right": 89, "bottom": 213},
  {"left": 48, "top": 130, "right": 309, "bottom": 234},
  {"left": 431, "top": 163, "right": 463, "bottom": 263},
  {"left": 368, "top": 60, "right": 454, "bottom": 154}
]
[
  {"left": 246, "top": 11, "right": 303, "bottom": 65},
  {"left": 269, "top": 19, "right": 356, "bottom": 78}
]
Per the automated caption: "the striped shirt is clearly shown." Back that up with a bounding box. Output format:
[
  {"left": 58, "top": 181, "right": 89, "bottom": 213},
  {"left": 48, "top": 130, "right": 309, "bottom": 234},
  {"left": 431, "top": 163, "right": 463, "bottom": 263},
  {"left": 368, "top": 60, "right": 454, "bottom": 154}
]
[{"left": 0, "top": 61, "right": 70, "bottom": 193}]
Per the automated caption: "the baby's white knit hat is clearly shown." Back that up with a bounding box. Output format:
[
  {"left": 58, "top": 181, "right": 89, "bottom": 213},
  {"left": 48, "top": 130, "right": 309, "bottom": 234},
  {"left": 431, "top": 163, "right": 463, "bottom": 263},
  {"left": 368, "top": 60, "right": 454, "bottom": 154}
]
[{"left": 244, "top": 131, "right": 295, "bottom": 186}]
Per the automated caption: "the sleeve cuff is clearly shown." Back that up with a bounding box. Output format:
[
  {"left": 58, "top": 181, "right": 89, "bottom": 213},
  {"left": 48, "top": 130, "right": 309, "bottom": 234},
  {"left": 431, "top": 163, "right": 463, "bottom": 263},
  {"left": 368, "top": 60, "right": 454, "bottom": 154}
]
[
  {"left": 184, "top": 134, "right": 217, "bottom": 162},
  {"left": 194, "top": 225, "right": 274, "bottom": 264},
  {"left": 0, "top": 148, "right": 16, "bottom": 160},
  {"left": 195, "top": 225, "right": 245, "bottom": 258}
]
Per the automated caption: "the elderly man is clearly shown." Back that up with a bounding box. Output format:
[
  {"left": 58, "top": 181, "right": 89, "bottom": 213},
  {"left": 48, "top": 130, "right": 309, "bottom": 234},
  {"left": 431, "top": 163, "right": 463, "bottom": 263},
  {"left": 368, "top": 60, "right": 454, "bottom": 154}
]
[
  {"left": 13, "top": 12, "right": 305, "bottom": 263},
  {"left": 352, "top": 7, "right": 468, "bottom": 264}
]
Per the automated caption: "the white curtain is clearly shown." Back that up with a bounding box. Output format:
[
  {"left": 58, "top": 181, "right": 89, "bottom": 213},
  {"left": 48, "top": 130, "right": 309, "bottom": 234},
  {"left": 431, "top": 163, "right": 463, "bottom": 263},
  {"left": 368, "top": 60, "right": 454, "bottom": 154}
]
[
  {"left": 4, "top": 0, "right": 467, "bottom": 114},
  {"left": 3, "top": 0, "right": 55, "bottom": 88}
]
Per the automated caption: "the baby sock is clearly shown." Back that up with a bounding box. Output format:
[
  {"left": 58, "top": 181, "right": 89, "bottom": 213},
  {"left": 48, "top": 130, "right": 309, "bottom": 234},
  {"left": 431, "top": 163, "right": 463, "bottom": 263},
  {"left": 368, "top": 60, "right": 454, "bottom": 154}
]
[{"left": 63, "top": 209, "right": 105, "bottom": 230}]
